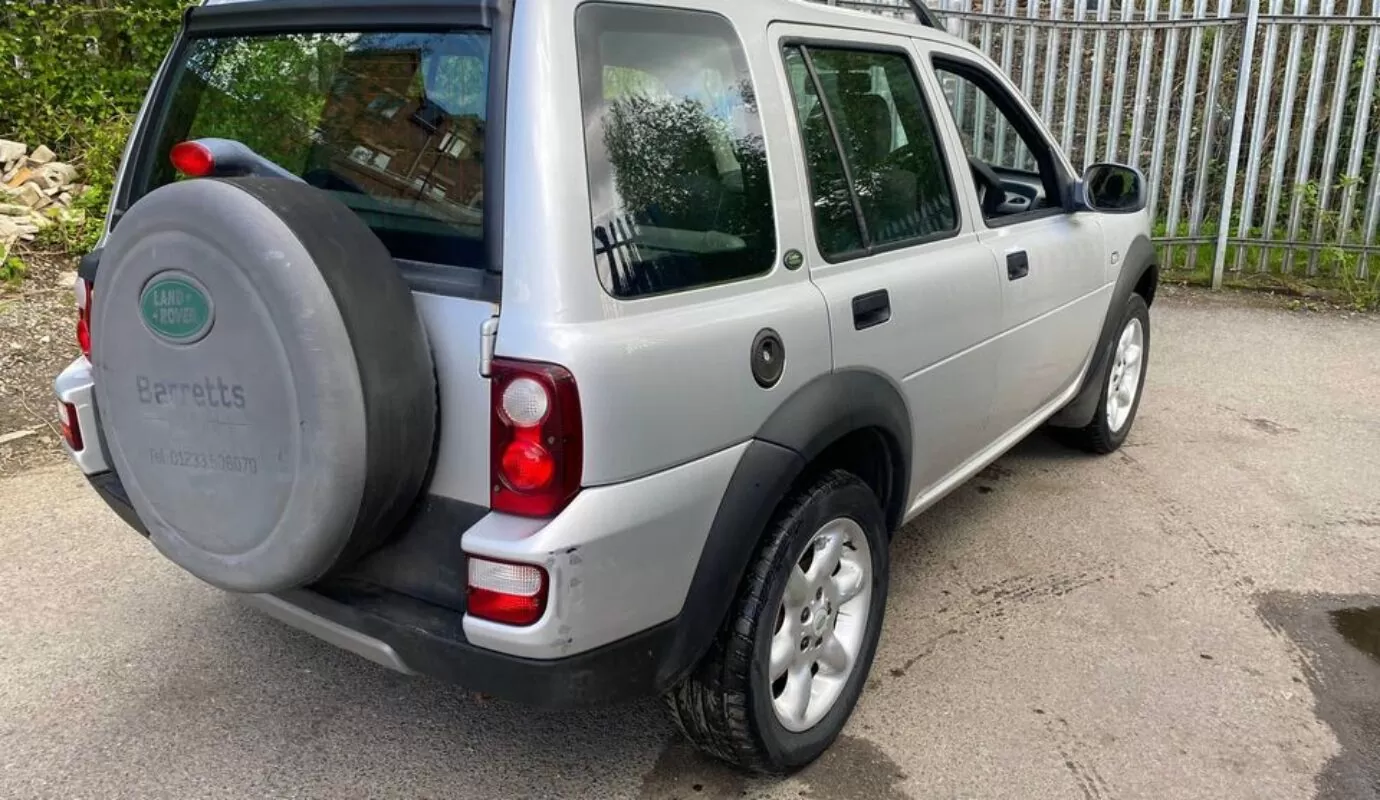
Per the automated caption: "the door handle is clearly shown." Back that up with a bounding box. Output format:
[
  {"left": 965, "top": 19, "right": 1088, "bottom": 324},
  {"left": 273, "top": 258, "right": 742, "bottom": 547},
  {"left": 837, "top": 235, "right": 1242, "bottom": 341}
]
[
  {"left": 1007, "top": 251, "right": 1029, "bottom": 281},
  {"left": 852, "top": 289, "right": 891, "bottom": 330}
]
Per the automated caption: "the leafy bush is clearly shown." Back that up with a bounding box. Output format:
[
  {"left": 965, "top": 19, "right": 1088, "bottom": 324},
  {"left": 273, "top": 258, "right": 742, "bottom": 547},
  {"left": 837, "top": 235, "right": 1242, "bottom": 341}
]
[{"left": 0, "top": 0, "right": 191, "bottom": 205}]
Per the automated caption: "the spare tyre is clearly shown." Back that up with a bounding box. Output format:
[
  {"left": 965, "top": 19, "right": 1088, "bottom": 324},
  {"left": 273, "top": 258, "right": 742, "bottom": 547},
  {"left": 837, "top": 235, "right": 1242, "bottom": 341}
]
[{"left": 91, "top": 177, "right": 437, "bottom": 593}]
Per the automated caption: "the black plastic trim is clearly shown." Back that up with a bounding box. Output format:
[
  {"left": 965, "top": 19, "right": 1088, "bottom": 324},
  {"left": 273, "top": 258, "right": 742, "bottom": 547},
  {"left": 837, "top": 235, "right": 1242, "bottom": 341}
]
[
  {"left": 1048, "top": 234, "right": 1158, "bottom": 428},
  {"left": 396, "top": 260, "right": 502, "bottom": 302},
  {"left": 89, "top": 471, "right": 149, "bottom": 537},
  {"left": 654, "top": 439, "right": 807, "bottom": 689},
  {"left": 285, "top": 587, "right": 679, "bottom": 707},
  {"left": 755, "top": 370, "right": 912, "bottom": 505},
  {"left": 651, "top": 375, "right": 913, "bottom": 690},
  {"left": 77, "top": 248, "right": 103, "bottom": 283}
]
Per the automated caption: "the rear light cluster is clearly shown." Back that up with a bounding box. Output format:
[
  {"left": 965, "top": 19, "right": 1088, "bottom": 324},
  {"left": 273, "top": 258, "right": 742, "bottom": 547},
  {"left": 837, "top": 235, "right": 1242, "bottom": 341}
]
[
  {"left": 59, "top": 402, "right": 82, "bottom": 452},
  {"left": 74, "top": 276, "right": 93, "bottom": 360},
  {"left": 467, "top": 358, "right": 581, "bottom": 627},
  {"left": 489, "top": 359, "right": 582, "bottom": 518},
  {"left": 467, "top": 557, "right": 548, "bottom": 626}
]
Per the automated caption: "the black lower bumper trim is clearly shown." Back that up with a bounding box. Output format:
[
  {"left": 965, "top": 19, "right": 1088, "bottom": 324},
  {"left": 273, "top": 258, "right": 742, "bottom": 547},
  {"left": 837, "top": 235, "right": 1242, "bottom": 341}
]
[{"left": 285, "top": 587, "right": 680, "bottom": 708}]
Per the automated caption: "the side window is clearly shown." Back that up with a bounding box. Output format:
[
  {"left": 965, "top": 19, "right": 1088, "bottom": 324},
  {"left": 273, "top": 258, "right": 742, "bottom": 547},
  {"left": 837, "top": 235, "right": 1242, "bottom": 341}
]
[
  {"left": 932, "top": 61, "right": 1063, "bottom": 220},
  {"left": 783, "top": 44, "right": 958, "bottom": 260},
  {"left": 577, "top": 4, "right": 775, "bottom": 299}
]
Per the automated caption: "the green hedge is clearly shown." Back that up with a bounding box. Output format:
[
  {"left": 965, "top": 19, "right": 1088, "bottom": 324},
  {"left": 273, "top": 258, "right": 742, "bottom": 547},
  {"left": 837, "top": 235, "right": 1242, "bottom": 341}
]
[{"left": 0, "top": 0, "right": 192, "bottom": 206}]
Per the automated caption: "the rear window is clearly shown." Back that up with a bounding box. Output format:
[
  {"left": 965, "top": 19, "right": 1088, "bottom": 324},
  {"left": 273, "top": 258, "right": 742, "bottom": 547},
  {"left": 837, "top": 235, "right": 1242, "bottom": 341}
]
[
  {"left": 576, "top": 4, "right": 776, "bottom": 299},
  {"left": 137, "top": 30, "right": 491, "bottom": 269}
]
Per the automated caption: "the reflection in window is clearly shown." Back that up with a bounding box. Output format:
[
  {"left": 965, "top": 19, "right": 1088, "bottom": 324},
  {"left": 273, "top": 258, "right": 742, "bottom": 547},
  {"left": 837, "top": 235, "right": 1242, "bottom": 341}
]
[
  {"left": 141, "top": 30, "right": 493, "bottom": 269},
  {"left": 784, "top": 46, "right": 957, "bottom": 257},
  {"left": 577, "top": 4, "right": 776, "bottom": 298}
]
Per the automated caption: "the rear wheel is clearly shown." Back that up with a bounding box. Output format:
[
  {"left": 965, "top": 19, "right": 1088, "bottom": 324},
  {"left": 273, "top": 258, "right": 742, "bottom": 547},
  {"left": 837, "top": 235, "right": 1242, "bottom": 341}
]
[
  {"left": 1061, "top": 293, "right": 1150, "bottom": 454},
  {"left": 665, "top": 470, "right": 889, "bottom": 774}
]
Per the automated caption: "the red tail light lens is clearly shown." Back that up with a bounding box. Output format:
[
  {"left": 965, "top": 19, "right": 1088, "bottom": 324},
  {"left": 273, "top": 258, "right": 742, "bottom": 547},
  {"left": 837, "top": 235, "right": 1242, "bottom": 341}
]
[
  {"left": 170, "top": 141, "right": 215, "bottom": 177},
  {"left": 467, "top": 557, "right": 548, "bottom": 626},
  {"left": 74, "top": 277, "right": 92, "bottom": 359},
  {"left": 59, "top": 402, "right": 83, "bottom": 451},
  {"left": 490, "top": 359, "right": 582, "bottom": 517}
]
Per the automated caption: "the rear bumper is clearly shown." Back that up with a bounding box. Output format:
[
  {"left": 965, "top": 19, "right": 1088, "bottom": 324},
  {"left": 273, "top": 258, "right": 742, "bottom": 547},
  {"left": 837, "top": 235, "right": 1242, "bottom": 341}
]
[{"left": 86, "top": 467, "right": 685, "bottom": 707}]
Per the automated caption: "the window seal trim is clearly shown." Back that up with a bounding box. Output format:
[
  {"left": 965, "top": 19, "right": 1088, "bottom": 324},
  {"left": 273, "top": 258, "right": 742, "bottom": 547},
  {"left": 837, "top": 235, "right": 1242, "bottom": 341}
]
[
  {"left": 978, "top": 205, "right": 1068, "bottom": 229},
  {"left": 780, "top": 38, "right": 963, "bottom": 267}
]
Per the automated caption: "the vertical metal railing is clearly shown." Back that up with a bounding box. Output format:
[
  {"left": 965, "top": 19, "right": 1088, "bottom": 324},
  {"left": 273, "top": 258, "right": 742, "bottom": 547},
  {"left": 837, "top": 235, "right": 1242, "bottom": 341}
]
[{"left": 816, "top": 0, "right": 1380, "bottom": 289}]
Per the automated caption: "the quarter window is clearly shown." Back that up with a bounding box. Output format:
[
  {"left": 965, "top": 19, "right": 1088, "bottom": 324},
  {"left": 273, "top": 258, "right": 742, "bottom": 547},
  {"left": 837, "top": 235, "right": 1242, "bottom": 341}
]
[
  {"left": 577, "top": 4, "right": 776, "bottom": 298},
  {"left": 784, "top": 45, "right": 958, "bottom": 260}
]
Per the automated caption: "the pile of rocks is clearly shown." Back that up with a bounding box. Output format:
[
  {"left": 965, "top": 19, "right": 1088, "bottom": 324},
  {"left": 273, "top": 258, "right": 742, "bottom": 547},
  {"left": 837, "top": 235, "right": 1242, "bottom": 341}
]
[{"left": 0, "top": 139, "right": 88, "bottom": 250}]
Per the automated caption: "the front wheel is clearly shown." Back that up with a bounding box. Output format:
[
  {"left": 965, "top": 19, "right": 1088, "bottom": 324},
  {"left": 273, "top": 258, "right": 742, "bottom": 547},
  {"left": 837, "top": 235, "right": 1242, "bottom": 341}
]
[
  {"left": 1062, "top": 293, "right": 1151, "bottom": 454},
  {"left": 664, "top": 470, "right": 889, "bottom": 774}
]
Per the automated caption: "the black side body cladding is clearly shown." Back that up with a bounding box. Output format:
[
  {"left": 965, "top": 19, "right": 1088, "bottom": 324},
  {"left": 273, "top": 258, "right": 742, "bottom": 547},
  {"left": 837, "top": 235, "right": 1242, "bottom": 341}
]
[
  {"left": 647, "top": 372, "right": 913, "bottom": 687},
  {"left": 1048, "top": 234, "right": 1158, "bottom": 428},
  {"left": 652, "top": 439, "right": 805, "bottom": 688},
  {"left": 756, "top": 370, "right": 911, "bottom": 528}
]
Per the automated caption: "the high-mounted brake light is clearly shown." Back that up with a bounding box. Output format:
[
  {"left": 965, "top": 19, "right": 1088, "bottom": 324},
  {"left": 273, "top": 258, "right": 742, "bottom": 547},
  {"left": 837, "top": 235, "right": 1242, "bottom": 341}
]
[
  {"left": 490, "top": 359, "right": 582, "bottom": 517},
  {"left": 74, "top": 276, "right": 93, "bottom": 359},
  {"left": 170, "top": 141, "right": 215, "bottom": 177},
  {"left": 467, "top": 557, "right": 549, "bottom": 626}
]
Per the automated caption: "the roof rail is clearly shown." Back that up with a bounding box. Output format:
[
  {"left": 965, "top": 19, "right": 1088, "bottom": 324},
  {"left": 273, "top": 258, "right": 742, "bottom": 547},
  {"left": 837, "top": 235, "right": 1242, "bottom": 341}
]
[
  {"left": 908, "top": 1, "right": 944, "bottom": 28},
  {"left": 806, "top": 1, "right": 946, "bottom": 30}
]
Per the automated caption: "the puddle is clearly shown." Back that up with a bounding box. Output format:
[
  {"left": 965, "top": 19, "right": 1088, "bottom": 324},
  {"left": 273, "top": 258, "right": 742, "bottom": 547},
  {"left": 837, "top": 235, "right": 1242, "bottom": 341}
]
[{"left": 1329, "top": 606, "right": 1380, "bottom": 665}]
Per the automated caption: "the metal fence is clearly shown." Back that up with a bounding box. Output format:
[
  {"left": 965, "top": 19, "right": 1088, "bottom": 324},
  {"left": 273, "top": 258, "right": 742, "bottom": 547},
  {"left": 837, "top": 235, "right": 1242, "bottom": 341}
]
[{"left": 815, "top": 0, "right": 1380, "bottom": 288}]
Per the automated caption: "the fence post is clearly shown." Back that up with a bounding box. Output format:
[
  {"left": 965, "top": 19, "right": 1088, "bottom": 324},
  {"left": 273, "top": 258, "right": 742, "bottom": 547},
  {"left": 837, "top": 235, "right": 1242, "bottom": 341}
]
[{"left": 1211, "top": 1, "right": 1261, "bottom": 289}]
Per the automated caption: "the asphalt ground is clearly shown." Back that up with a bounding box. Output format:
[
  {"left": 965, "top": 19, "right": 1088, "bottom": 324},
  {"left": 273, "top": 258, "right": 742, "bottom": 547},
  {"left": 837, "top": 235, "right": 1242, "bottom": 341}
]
[{"left": 2, "top": 288, "right": 1378, "bottom": 799}]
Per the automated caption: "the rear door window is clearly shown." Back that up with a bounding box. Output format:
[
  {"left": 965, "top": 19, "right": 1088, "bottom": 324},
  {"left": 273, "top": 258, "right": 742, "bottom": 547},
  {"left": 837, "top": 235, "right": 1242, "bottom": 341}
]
[
  {"left": 576, "top": 4, "right": 776, "bottom": 298},
  {"left": 783, "top": 44, "right": 959, "bottom": 261},
  {"left": 136, "top": 30, "right": 492, "bottom": 269}
]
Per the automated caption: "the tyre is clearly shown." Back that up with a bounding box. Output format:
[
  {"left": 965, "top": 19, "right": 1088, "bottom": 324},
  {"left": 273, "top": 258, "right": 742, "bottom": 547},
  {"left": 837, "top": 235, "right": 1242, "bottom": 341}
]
[
  {"left": 1061, "top": 293, "right": 1150, "bottom": 454},
  {"left": 665, "top": 469, "right": 889, "bottom": 774},
  {"left": 91, "top": 177, "right": 436, "bottom": 593}
]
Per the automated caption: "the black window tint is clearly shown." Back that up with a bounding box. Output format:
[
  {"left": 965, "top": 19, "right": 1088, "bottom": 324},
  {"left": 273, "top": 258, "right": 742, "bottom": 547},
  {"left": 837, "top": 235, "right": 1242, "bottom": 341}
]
[
  {"left": 784, "top": 46, "right": 957, "bottom": 259},
  {"left": 577, "top": 5, "right": 775, "bottom": 298},
  {"left": 784, "top": 47, "right": 865, "bottom": 257},
  {"left": 140, "top": 31, "right": 492, "bottom": 269}
]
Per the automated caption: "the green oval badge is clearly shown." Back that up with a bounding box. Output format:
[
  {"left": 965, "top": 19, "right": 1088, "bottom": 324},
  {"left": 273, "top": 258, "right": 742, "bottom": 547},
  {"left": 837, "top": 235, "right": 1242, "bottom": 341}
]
[{"left": 140, "top": 273, "right": 213, "bottom": 344}]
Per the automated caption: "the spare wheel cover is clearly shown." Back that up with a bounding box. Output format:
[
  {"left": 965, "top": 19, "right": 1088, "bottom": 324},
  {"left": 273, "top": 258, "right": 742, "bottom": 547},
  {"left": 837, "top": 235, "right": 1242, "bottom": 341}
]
[{"left": 91, "top": 177, "right": 436, "bottom": 593}]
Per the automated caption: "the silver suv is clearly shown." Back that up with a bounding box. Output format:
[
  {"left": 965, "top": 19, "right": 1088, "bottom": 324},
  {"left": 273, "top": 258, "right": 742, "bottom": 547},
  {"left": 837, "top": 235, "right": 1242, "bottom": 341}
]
[{"left": 54, "top": 0, "right": 1155, "bottom": 773}]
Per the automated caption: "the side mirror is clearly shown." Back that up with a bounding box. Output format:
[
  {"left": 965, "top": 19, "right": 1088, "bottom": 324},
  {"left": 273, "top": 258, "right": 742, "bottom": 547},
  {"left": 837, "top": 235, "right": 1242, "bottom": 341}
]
[{"left": 1070, "top": 163, "right": 1147, "bottom": 214}]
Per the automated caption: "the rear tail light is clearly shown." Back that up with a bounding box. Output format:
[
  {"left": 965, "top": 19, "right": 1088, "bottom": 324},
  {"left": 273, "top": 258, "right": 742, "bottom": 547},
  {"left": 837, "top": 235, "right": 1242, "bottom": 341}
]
[
  {"left": 467, "top": 557, "right": 548, "bottom": 626},
  {"left": 74, "top": 277, "right": 92, "bottom": 359},
  {"left": 59, "top": 402, "right": 83, "bottom": 451},
  {"left": 170, "top": 141, "right": 215, "bottom": 177},
  {"left": 490, "top": 359, "right": 582, "bottom": 517}
]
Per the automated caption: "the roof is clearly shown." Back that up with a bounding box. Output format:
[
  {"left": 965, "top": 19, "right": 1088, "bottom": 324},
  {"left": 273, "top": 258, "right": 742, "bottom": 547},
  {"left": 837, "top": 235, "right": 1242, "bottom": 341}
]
[{"left": 196, "top": 0, "right": 968, "bottom": 50}]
